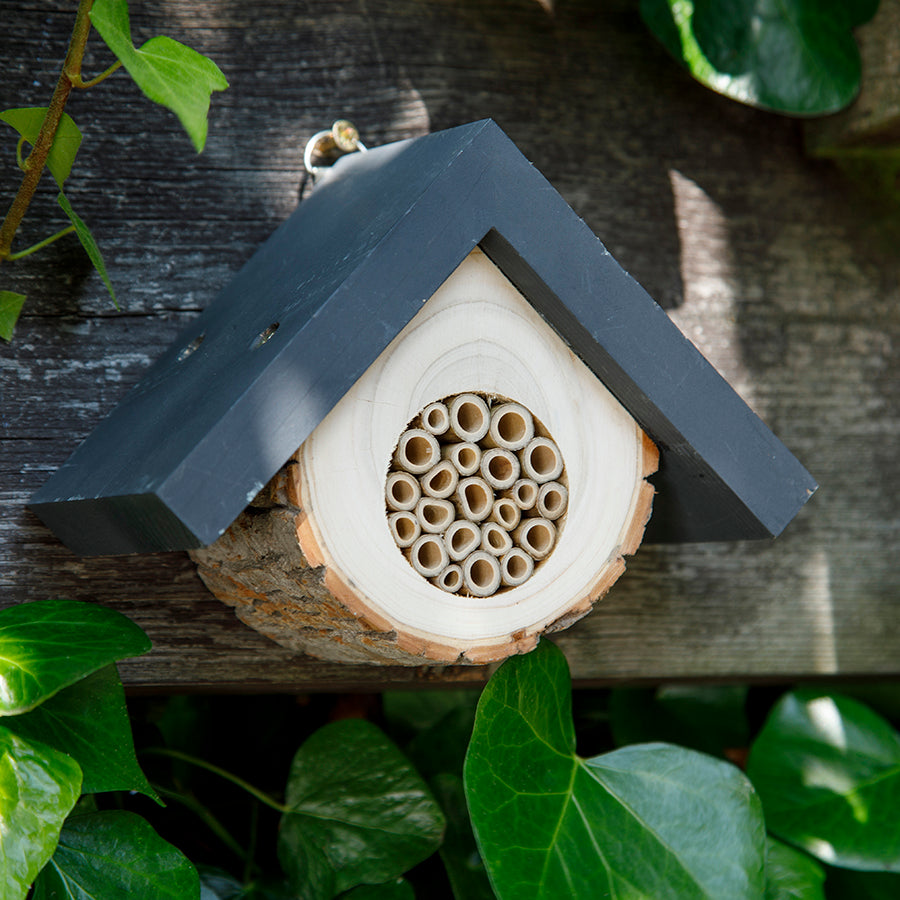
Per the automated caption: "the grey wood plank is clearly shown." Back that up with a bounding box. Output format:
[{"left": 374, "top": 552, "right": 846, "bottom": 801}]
[{"left": 2, "top": 0, "right": 898, "bottom": 688}]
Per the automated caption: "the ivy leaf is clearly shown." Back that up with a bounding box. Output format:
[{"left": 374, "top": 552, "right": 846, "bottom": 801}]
[
  {"left": 0, "top": 108, "right": 82, "bottom": 187},
  {"left": 340, "top": 881, "right": 415, "bottom": 900},
  {"left": 640, "top": 0, "right": 879, "bottom": 115},
  {"left": 0, "top": 724, "right": 82, "bottom": 899},
  {"left": 748, "top": 691, "right": 900, "bottom": 871},
  {"left": 0, "top": 599, "right": 150, "bottom": 716},
  {"left": 31, "top": 810, "right": 199, "bottom": 899},
  {"left": 6, "top": 665, "right": 159, "bottom": 802},
  {"left": 765, "top": 838, "right": 825, "bottom": 899},
  {"left": 0, "top": 291, "right": 26, "bottom": 341},
  {"left": 90, "top": 0, "right": 228, "bottom": 152},
  {"left": 56, "top": 191, "right": 118, "bottom": 308},
  {"left": 464, "top": 640, "right": 766, "bottom": 899},
  {"left": 278, "top": 719, "right": 445, "bottom": 899}
]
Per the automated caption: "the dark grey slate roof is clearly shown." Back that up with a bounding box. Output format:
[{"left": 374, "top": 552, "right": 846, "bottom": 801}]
[{"left": 30, "top": 119, "right": 816, "bottom": 555}]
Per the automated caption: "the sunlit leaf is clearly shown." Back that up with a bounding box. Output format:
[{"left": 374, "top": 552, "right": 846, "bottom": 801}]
[
  {"left": 0, "top": 108, "right": 82, "bottom": 187},
  {"left": 765, "top": 837, "right": 825, "bottom": 899},
  {"left": 31, "top": 810, "right": 198, "bottom": 899},
  {"left": 0, "top": 291, "right": 26, "bottom": 341},
  {"left": 464, "top": 640, "right": 766, "bottom": 899},
  {"left": 0, "top": 724, "right": 81, "bottom": 899},
  {"left": 7, "top": 665, "right": 159, "bottom": 801},
  {"left": 748, "top": 691, "right": 900, "bottom": 870},
  {"left": 640, "top": 0, "right": 879, "bottom": 115},
  {"left": 278, "top": 719, "right": 444, "bottom": 899},
  {"left": 0, "top": 599, "right": 150, "bottom": 716},
  {"left": 57, "top": 191, "right": 118, "bottom": 307},
  {"left": 90, "top": 0, "right": 228, "bottom": 152}
]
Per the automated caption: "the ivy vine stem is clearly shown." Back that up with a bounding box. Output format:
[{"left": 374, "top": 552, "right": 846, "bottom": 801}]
[
  {"left": 142, "top": 747, "right": 291, "bottom": 814},
  {"left": 0, "top": 0, "right": 95, "bottom": 261}
]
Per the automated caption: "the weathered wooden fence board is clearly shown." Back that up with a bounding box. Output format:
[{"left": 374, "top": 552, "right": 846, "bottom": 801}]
[{"left": 2, "top": 0, "right": 898, "bottom": 688}]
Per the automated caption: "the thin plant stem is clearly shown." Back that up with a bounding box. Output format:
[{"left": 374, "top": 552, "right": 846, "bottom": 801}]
[
  {"left": 0, "top": 0, "right": 94, "bottom": 261},
  {"left": 7, "top": 224, "right": 75, "bottom": 260},
  {"left": 154, "top": 784, "right": 251, "bottom": 862},
  {"left": 72, "top": 59, "right": 122, "bottom": 89},
  {"left": 143, "top": 747, "right": 290, "bottom": 814},
  {"left": 15, "top": 138, "right": 27, "bottom": 170}
]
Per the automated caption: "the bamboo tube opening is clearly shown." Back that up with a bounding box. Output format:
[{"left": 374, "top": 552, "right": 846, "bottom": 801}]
[
  {"left": 445, "top": 520, "right": 481, "bottom": 561},
  {"left": 488, "top": 403, "right": 534, "bottom": 450},
  {"left": 520, "top": 437, "right": 563, "bottom": 483},
  {"left": 442, "top": 442, "right": 481, "bottom": 476},
  {"left": 448, "top": 394, "right": 490, "bottom": 442},
  {"left": 420, "top": 460, "right": 459, "bottom": 499},
  {"left": 408, "top": 534, "right": 449, "bottom": 577},
  {"left": 500, "top": 547, "right": 534, "bottom": 587},
  {"left": 537, "top": 482, "right": 568, "bottom": 520},
  {"left": 417, "top": 498, "right": 455, "bottom": 533},
  {"left": 386, "top": 391, "right": 568, "bottom": 597},
  {"left": 490, "top": 498, "right": 520, "bottom": 530},
  {"left": 421, "top": 401, "right": 450, "bottom": 436},
  {"left": 481, "top": 448, "right": 520, "bottom": 490},
  {"left": 385, "top": 472, "right": 421, "bottom": 511},
  {"left": 388, "top": 511, "right": 421, "bottom": 548},
  {"left": 507, "top": 478, "right": 538, "bottom": 510},
  {"left": 481, "top": 522, "right": 513, "bottom": 556},
  {"left": 432, "top": 564, "right": 463, "bottom": 593},
  {"left": 463, "top": 551, "right": 502, "bottom": 597}
]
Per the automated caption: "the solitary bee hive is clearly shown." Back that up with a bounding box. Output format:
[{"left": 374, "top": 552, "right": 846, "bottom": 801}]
[{"left": 30, "top": 121, "right": 815, "bottom": 665}]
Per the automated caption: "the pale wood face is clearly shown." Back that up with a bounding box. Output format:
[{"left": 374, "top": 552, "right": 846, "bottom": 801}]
[{"left": 299, "top": 248, "right": 649, "bottom": 653}]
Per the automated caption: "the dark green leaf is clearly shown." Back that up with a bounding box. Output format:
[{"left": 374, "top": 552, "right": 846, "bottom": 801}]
[
  {"left": 748, "top": 691, "right": 900, "bottom": 871},
  {"left": 766, "top": 838, "right": 825, "bottom": 899},
  {"left": 464, "top": 640, "right": 766, "bottom": 899},
  {"left": 825, "top": 867, "right": 900, "bottom": 899},
  {"left": 57, "top": 192, "right": 118, "bottom": 308},
  {"left": 383, "top": 690, "right": 478, "bottom": 739},
  {"left": 402, "top": 698, "right": 479, "bottom": 780},
  {"left": 0, "top": 108, "right": 82, "bottom": 187},
  {"left": 278, "top": 719, "right": 445, "bottom": 899},
  {"left": 431, "top": 774, "right": 493, "bottom": 900},
  {"left": 610, "top": 685, "right": 748, "bottom": 757},
  {"left": 0, "top": 600, "right": 150, "bottom": 715},
  {"left": 340, "top": 880, "right": 414, "bottom": 900},
  {"left": 7, "top": 665, "right": 158, "bottom": 801},
  {"left": 0, "top": 724, "right": 81, "bottom": 898},
  {"left": 90, "top": 0, "right": 228, "bottom": 152},
  {"left": 199, "top": 867, "right": 246, "bottom": 899},
  {"left": 640, "top": 0, "right": 877, "bottom": 115},
  {"left": 32, "top": 810, "right": 199, "bottom": 899},
  {"left": 0, "top": 291, "right": 26, "bottom": 341}
]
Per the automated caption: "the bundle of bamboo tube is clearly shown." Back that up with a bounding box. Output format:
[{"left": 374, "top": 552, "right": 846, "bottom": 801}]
[{"left": 386, "top": 392, "right": 567, "bottom": 597}]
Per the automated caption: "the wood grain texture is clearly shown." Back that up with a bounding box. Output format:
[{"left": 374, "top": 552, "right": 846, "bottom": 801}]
[{"left": 2, "top": 0, "right": 899, "bottom": 689}]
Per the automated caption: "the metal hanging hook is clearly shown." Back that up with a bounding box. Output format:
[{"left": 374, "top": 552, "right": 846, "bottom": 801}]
[{"left": 303, "top": 120, "right": 367, "bottom": 179}]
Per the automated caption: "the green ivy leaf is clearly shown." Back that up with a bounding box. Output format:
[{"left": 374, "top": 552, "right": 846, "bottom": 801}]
[
  {"left": 278, "top": 719, "right": 445, "bottom": 900},
  {"left": 0, "top": 108, "right": 82, "bottom": 187},
  {"left": 6, "top": 665, "right": 158, "bottom": 802},
  {"left": 0, "top": 599, "right": 150, "bottom": 716},
  {"left": 748, "top": 691, "right": 900, "bottom": 871},
  {"left": 640, "top": 0, "right": 879, "bottom": 115},
  {"left": 56, "top": 191, "right": 118, "bottom": 307},
  {"left": 464, "top": 640, "right": 766, "bottom": 899},
  {"left": 610, "top": 685, "right": 749, "bottom": 758},
  {"left": 31, "top": 810, "right": 199, "bottom": 899},
  {"left": 0, "top": 291, "right": 26, "bottom": 342},
  {"left": 0, "top": 724, "right": 81, "bottom": 900},
  {"left": 89, "top": 0, "right": 227, "bottom": 152},
  {"left": 765, "top": 838, "right": 825, "bottom": 899}
]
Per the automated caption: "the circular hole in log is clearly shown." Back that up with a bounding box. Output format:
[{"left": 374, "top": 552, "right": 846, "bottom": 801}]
[{"left": 387, "top": 392, "right": 567, "bottom": 597}]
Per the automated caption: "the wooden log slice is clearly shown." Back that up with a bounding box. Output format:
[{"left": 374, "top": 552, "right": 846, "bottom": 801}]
[{"left": 191, "top": 249, "right": 658, "bottom": 665}]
